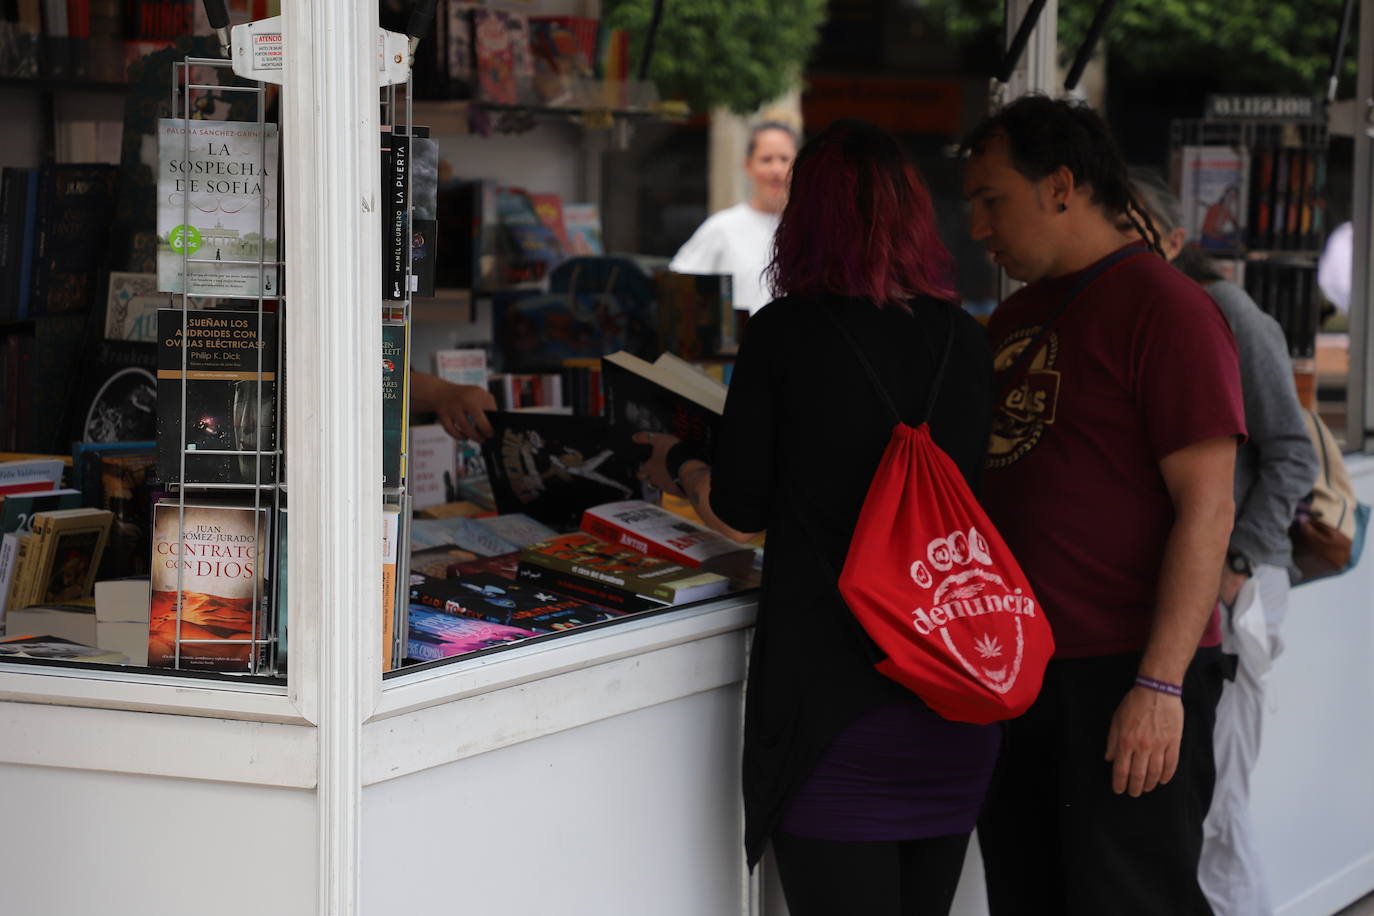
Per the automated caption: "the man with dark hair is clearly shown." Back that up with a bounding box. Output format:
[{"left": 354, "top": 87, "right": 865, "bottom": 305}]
[{"left": 962, "top": 95, "right": 1246, "bottom": 914}]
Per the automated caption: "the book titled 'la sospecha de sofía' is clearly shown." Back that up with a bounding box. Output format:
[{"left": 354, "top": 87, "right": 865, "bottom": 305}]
[{"left": 156, "top": 118, "right": 279, "bottom": 299}]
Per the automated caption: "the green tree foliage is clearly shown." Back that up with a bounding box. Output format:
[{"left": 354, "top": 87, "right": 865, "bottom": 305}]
[
  {"left": 922, "top": 0, "right": 1354, "bottom": 91},
  {"left": 604, "top": 0, "right": 828, "bottom": 114}
]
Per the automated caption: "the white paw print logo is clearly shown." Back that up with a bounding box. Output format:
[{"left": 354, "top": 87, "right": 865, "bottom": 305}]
[{"left": 912, "top": 526, "right": 995, "bottom": 589}]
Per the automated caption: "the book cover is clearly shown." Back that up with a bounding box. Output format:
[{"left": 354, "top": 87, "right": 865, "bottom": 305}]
[
  {"left": 528, "top": 192, "right": 570, "bottom": 251},
  {"left": 445, "top": 1, "right": 477, "bottom": 99},
  {"left": 515, "top": 560, "right": 667, "bottom": 613},
  {"left": 581, "top": 500, "right": 755, "bottom": 577},
  {"left": 655, "top": 270, "right": 735, "bottom": 359},
  {"left": 473, "top": 8, "right": 533, "bottom": 105},
  {"left": 156, "top": 308, "right": 278, "bottom": 486},
  {"left": 520, "top": 532, "right": 731, "bottom": 604},
  {"left": 481, "top": 411, "right": 636, "bottom": 529},
  {"left": 0, "top": 488, "right": 81, "bottom": 537},
  {"left": 433, "top": 348, "right": 488, "bottom": 387},
  {"left": 24, "top": 508, "right": 113, "bottom": 607},
  {"left": 416, "top": 500, "right": 489, "bottom": 520},
  {"left": 381, "top": 129, "right": 409, "bottom": 300},
  {"left": 381, "top": 504, "right": 399, "bottom": 672},
  {"left": 0, "top": 458, "right": 64, "bottom": 495},
  {"left": 146, "top": 500, "right": 270, "bottom": 671},
  {"left": 528, "top": 17, "right": 595, "bottom": 105},
  {"left": 1246, "top": 147, "right": 1273, "bottom": 249},
  {"left": 382, "top": 320, "right": 408, "bottom": 489},
  {"left": 449, "top": 550, "right": 520, "bottom": 581},
  {"left": 601, "top": 350, "right": 724, "bottom": 499},
  {"left": 409, "top": 545, "right": 480, "bottom": 579},
  {"left": 156, "top": 118, "right": 280, "bottom": 298},
  {"left": 408, "top": 423, "right": 457, "bottom": 510},
  {"left": 105, "top": 271, "right": 178, "bottom": 343},
  {"left": 0, "top": 634, "right": 126, "bottom": 664},
  {"left": 410, "top": 571, "right": 621, "bottom": 632},
  {"left": 95, "top": 450, "right": 156, "bottom": 579},
  {"left": 471, "top": 513, "right": 557, "bottom": 549},
  {"left": 1178, "top": 145, "right": 1249, "bottom": 252},
  {"left": 410, "top": 136, "right": 439, "bottom": 299},
  {"left": 68, "top": 338, "right": 158, "bottom": 444},
  {"left": 29, "top": 164, "right": 119, "bottom": 316},
  {"left": 493, "top": 289, "right": 654, "bottom": 373},
  {"left": 406, "top": 604, "right": 533, "bottom": 661},
  {"left": 409, "top": 515, "right": 518, "bottom": 556},
  {"left": 562, "top": 203, "right": 603, "bottom": 256},
  {"left": 495, "top": 186, "right": 562, "bottom": 283}
]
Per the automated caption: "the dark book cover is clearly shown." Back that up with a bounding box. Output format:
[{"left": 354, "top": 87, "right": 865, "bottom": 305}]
[
  {"left": 1246, "top": 148, "right": 1272, "bottom": 250},
  {"left": 495, "top": 186, "right": 562, "bottom": 284},
  {"left": 600, "top": 352, "right": 722, "bottom": 499},
  {"left": 493, "top": 289, "right": 653, "bottom": 373},
  {"left": 30, "top": 164, "right": 118, "bottom": 317},
  {"left": 435, "top": 179, "right": 482, "bottom": 291},
  {"left": 382, "top": 130, "right": 409, "bottom": 300},
  {"left": 381, "top": 320, "right": 406, "bottom": 488},
  {"left": 450, "top": 551, "right": 520, "bottom": 580},
  {"left": 655, "top": 270, "right": 735, "bottom": 359},
  {"left": 0, "top": 167, "right": 33, "bottom": 321},
  {"left": 156, "top": 308, "right": 278, "bottom": 486},
  {"left": 515, "top": 560, "right": 666, "bottom": 613},
  {"left": 95, "top": 450, "right": 156, "bottom": 578},
  {"left": 1284, "top": 149, "right": 1305, "bottom": 248},
  {"left": 1269, "top": 149, "right": 1290, "bottom": 251},
  {"left": 410, "top": 136, "right": 439, "bottom": 299},
  {"left": 16, "top": 311, "right": 87, "bottom": 453},
  {"left": 480, "top": 410, "right": 636, "bottom": 528},
  {"left": 410, "top": 571, "right": 620, "bottom": 632},
  {"left": 68, "top": 338, "right": 158, "bottom": 445}
]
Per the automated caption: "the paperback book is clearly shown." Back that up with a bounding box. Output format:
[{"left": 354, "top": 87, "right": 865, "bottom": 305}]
[
  {"left": 521, "top": 532, "right": 731, "bottom": 605},
  {"left": 482, "top": 411, "right": 637, "bottom": 528},
  {"left": 410, "top": 571, "right": 621, "bottom": 632},
  {"left": 156, "top": 309, "right": 279, "bottom": 486},
  {"left": 9, "top": 508, "right": 113, "bottom": 609},
  {"left": 146, "top": 501, "right": 270, "bottom": 671},
  {"left": 407, "top": 605, "right": 533, "bottom": 661},
  {"left": 515, "top": 561, "right": 667, "bottom": 613},
  {"left": 157, "top": 118, "right": 280, "bottom": 298},
  {"left": 382, "top": 321, "right": 408, "bottom": 489},
  {"left": 581, "top": 500, "right": 755, "bottom": 577},
  {"left": 1178, "top": 145, "right": 1250, "bottom": 252}
]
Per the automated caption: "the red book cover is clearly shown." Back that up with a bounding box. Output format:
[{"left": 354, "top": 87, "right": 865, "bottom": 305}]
[{"left": 147, "top": 502, "right": 270, "bottom": 672}]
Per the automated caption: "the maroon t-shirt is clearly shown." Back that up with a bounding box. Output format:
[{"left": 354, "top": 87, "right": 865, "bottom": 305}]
[{"left": 983, "top": 244, "right": 1246, "bottom": 659}]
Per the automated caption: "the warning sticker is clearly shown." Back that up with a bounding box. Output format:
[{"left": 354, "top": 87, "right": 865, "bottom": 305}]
[{"left": 252, "top": 32, "right": 284, "bottom": 71}]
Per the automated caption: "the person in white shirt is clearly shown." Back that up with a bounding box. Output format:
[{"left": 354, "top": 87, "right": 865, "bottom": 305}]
[{"left": 669, "top": 122, "right": 799, "bottom": 314}]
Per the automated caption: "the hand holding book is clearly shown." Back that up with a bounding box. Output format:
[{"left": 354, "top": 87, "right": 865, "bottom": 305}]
[{"left": 631, "top": 432, "right": 756, "bottom": 545}]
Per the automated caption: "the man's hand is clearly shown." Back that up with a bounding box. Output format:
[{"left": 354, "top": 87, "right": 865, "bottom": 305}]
[
  {"left": 631, "top": 431, "right": 683, "bottom": 496},
  {"left": 433, "top": 382, "right": 496, "bottom": 441},
  {"left": 1218, "top": 568, "right": 1248, "bottom": 607},
  {"left": 1104, "top": 686, "right": 1184, "bottom": 797}
]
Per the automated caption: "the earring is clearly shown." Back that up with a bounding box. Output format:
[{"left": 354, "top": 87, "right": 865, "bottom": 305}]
[{"left": 1056, "top": 202, "right": 1067, "bottom": 213}]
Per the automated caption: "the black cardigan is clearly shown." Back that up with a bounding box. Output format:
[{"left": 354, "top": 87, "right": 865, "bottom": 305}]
[{"left": 707, "top": 293, "right": 994, "bottom": 866}]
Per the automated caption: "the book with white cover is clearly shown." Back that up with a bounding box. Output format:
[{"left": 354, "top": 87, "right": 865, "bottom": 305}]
[{"left": 581, "top": 500, "right": 754, "bottom": 577}]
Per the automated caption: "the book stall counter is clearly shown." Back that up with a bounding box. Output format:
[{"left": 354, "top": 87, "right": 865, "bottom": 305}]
[{"left": 0, "top": 589, "right": 761, "bottom": 916}]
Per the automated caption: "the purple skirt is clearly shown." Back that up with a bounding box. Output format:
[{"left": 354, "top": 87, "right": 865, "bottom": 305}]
[{"left": 777, "top": 697, "right": 1002, "bottom": 842}]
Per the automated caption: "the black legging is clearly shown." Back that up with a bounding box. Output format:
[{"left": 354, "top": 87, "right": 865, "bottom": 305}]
[{"left": 770, "top": 830, "right": 971, "bottom": 916}]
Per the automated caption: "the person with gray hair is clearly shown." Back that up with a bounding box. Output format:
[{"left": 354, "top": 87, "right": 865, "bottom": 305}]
[{"left": 1129, "top": 167, "right": 1320, "bottom": 916}]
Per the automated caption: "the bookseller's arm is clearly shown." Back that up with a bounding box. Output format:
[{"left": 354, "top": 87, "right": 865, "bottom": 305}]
[
  {"left": 409, "top": 371, "right": 496, "bottom": 441},
  {"left": 1105, "top": 435, "right": 1235, "bottom": 798}
]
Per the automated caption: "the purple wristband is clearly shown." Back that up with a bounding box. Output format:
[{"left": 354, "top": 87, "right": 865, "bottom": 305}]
[{"left": 1135, "top": 675, "right": 1183, "bottom": 698}]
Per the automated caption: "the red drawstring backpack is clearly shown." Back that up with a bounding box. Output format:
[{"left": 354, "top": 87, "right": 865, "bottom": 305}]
[{"left": 808, "top": 250, "right": 1139, "bottom": 723}]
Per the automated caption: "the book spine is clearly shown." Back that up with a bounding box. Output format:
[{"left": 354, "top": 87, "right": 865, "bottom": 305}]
[
  {"left": 16, "top": 169, "right": 38, "bottom": 320},
  {"left": 0, "top": 532, "right": 18, "bottom": 617},
  {"left": 383, "top": 131, "right": 409, "bottom": 300},
  {"left": 520, "top": 547, "right": 682, "bottom": 602},
  {"left": 15, "top": 514, "right": 51, "bottom": 609},
  {"left": 381, "top": 508, "right": 399, "bottom": 672},
  {"left": 4, "top": 534, "right": 31, "bottom": 613},
  {"left": 515, "top": 562, "right": 661, "bottom": 612},
  {"left": 0, "top": 170, "right": 18, "bottom": 322}
]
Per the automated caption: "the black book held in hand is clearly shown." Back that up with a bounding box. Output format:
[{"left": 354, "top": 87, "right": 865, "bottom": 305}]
[{"left": 481, "top": 410, "right": 638, "bottom": 529}]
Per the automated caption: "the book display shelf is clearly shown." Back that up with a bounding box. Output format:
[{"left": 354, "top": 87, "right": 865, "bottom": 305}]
[{"left": 1169, "top": 115, "right": 1332, "bottom": 382}]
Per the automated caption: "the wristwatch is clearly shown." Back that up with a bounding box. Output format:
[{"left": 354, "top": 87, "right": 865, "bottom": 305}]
[{"left": 1226, "top": 550, "right": 1253, "bottom": 576}]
